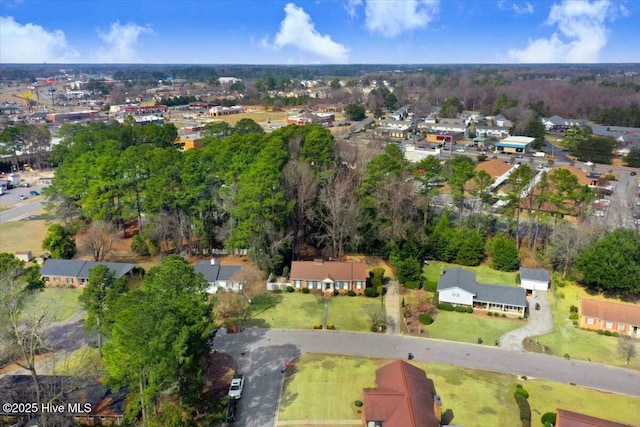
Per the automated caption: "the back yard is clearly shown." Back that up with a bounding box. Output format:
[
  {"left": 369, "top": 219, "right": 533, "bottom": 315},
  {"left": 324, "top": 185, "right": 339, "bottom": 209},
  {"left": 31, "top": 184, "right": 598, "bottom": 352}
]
[
  {"left": 532, "top": 279, "right": 640, "bottom": 370},
  {"left": 277, "top": 354, "right": 640, "bottom": 427},
  {"left": 423, "top": 261, "right": 519, "bottom": 286},
  {"left": 0, "top": 218, "right": 49, "bottom": 256}
]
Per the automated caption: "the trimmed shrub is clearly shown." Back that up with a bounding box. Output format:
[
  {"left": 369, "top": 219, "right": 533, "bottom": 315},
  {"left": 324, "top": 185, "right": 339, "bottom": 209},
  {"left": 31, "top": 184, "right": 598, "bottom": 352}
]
[
  {"left": 302, "top": 287, "right": 310, "bottom": 294},
  {"left": 354, "top": 400, "right": 363, "bottom": 407},
  {"left": 286, "top": 286, "right": 294, "bottom": 293},
  {"left": 404, "top": 280, "right": 421, "bottom": 289},
  {"left": 568, "top": 312, "right": 579, "bottom": 320},
  {"left": 514, "top": 387, "right": 531, "bottom": 426},
  {"left": 347, "top": 290, "right": 356, "bottom": 297},
  {"left": 327, "top": 324, "right": 336, "bottom": 330},
  {"left": 597, "top": 329, "right": 604, "bottom": 335},
  {"left": 487, "top": 311, "right": 494, "bottom": 316},
  {"left": 604, "top": 330, "right": 613, "bottom": 336},
  {"left": 569, "top": 305, "right": 578, "bottom": 313},
  {"left": 438, "top": 303, "right": 454, "bottom": 311},
  {"left": 454, "top": 305, "right": 468, "bottom": 313},
  {"left": 370, "top": 325, "right": 379, "bottom": 332},
  {"left": 541, "top": 412, "right": 557, "bottom": 426},
  {"left": 501, "top": 314, "right": 507, "bottom": 318},
  {"left": 465, "top": 306, "right": 474, "bottom": 313},
  {"left": 564, "top": 353, "right": 571, "bottom": 359},
  {"left": 333, "top": 289, "right": 340, "bottom": 296},
  {"left": 422, "top": 280, "right": 438, "bottom": 292},
  {"left": 419, "top": 314, "right": 434, "bottom": 325},
  {"left": 364, "top": 287, "right": 379, "bottom": 298}
]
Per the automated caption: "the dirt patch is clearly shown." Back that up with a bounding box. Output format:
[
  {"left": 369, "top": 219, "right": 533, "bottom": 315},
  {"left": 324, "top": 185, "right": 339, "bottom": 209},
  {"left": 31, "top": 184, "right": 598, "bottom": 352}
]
[
  {"left": 344, "top": 254, "right": 395, "bottom": 278},
  {"left": 523, "top": 338, "right": 553, "bottom": 354},
  {"left": 202, "top": 351, "right": 236, "bottom": 402}
]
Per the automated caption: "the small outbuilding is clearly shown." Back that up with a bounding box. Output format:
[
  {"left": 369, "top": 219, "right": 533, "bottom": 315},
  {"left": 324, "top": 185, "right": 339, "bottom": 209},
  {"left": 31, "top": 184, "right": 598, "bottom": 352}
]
[{"left": 519, "top": 267, "right": 550, "bottom": 297}]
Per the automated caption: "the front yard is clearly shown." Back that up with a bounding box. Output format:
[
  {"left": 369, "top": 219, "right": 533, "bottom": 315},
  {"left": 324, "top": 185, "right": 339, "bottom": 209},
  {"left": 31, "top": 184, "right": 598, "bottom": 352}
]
[
  {"left": 244, "top": 292, "right": 377, "bottom": 332},
  {"left": 25, "top": 287, "right": 83, "bottom": 322},
  {"left": 420, "top": 310, "right": 523, "bottom": 345},
  {"left": 532, "top": 280, "right": 640, "bottom": 370},
  {"left": 277, "top": 354, "right": 640, "bottom": 427},
  {"left": 423, "top": 261, "right": 519, "bottom": 286}
]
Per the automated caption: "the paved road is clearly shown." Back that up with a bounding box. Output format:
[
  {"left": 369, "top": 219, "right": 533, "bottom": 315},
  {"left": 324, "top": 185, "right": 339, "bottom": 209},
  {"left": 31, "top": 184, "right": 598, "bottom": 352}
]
[
  {"left": 500, "top": 293, "right": 554, "bottom": 351},
  {"left": 0, "top": 199, "right": 44, "bottom": 223},
  {"left": 215, "top": 328, "right": 640, "bottom": 427}
]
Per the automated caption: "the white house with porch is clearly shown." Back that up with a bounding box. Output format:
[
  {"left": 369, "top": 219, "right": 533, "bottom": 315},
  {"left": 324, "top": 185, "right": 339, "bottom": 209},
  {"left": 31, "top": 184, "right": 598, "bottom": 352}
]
[
  {"left": 519, "top": 267, "right": 550, "bottom": 297},
  {"left": 194, "top": 259, "right": 244, "bottom": 294},
  {"left": 437, "top": 269, "right": 527, "bottom": 316}
]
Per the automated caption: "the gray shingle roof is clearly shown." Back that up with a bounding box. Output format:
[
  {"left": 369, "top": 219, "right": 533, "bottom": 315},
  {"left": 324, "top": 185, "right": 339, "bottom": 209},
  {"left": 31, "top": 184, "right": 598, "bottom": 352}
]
[
  {"left": 437, "top": 268, "right": 527, "bottom": 307},
  {"left": 194, "top": 260, "right": 243, "bottom": 283},
  {"left": 41, "top": 259, "right": 135, "bottom": 279},
  {"left": 520, "top": 267, "right": 550, "bottom": 282}
]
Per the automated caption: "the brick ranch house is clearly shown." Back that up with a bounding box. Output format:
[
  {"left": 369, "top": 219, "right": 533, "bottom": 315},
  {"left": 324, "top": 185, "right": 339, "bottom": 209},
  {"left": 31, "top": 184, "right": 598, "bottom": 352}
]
[
  {"left": 579, "top": 299, "right": 640, "bottom": 339},
  {"left": 437, "top": 268, "right": 528, "bottom": 316},
  {"left": 267, "top": 260, "right": 367, "bottom": 295},
  {"left": 40, "top": 259, "right": 135, "bottom": 287},
  {"left": 362, "top": 360, "right": 441, "bottom": 427}
]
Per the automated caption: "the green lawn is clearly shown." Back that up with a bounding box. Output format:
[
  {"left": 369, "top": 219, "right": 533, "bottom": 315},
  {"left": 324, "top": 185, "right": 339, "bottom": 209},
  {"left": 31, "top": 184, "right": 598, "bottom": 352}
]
[
  {"left": 533, "top": 280, "right": 640, "bottom": 370},
  {"left": 327, "top": 296, "right": 381, "bottom": 332},
  {"left": 245, "top": 292, "right": 325, "bottom": 329},
  {"left": 423, "top": 261, "right": 518, "bottom": 286},
  {"left": 53, "top": 347, "right": 103, "bottom": 376},
  {"left": 278, "top": 354, "right": 640, "bottom": 426},
  {"left": 422, "top": 311, "right": 523, "bottom": 345},
  {"left": 24, "top": 287, "right": 83, "bottom": 322}
]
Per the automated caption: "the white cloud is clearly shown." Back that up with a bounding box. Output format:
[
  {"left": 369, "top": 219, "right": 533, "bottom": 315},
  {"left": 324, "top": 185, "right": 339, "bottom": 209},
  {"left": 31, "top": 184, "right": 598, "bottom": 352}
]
[
  {"left": 498, "top": 1, "right": 534, "bottom": 15},
  {"left": 363, "top": 0, "right": 439, "bottom": 38},
  {"left": 508, "top": 0, "right": 625, "bottom": 63},
  {"left": 269, "top": 3, "right": 349, "bottom": 63},
  {"left": 95, "top": 21, "right": 151, "bottom": 63},
  {"left": 346, "top": 0, "right": 362, "bottom": 19},
  {"left": 0, "top": 16, "right": 80, "bottom": 63}
]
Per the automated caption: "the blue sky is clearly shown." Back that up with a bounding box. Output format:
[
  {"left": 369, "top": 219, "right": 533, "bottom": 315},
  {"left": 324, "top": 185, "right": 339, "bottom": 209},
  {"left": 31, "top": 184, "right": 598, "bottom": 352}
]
[{"left": 1, "top": 0, "right": 639, "bottom": 64}]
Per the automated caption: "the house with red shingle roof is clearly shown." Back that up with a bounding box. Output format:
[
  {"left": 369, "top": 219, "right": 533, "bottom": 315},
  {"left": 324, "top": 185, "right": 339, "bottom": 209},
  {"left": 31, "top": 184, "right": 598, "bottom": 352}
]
[
  {"left": 580, "top": 299, "right": 640, "bottom": 339},
  {"left": 362, "top": 360, "right": 441, "bottom": 427},
  {"left": 288, "top": 260, "right": 367, "bottom": 295},
  {"left": 556, "top": 408, "right": 636, "bottom": 427}
]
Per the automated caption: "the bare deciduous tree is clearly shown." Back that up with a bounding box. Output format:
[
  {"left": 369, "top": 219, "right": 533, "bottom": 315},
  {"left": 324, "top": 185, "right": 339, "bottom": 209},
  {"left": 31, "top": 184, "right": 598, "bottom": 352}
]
[
  {"left": 317, "top": 169, "right": 361, "bottom": 258},
  {"left": 618, "top": 336, "right": 637, "bottom": 366},
  {"left": 80, "top": 220, "right": 119, "bottom": 261},
  {"left": 283, "top": 160, "right": 318, "bottom": 259}
]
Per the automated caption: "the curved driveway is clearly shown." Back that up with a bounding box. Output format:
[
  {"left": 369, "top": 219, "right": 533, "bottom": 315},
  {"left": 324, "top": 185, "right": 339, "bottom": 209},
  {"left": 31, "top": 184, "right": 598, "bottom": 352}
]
[
  {"left": 500, "top": 293, "right": 554, "bottom": 351},
  {"left": 215, "top": 328, "right": 640, "bottom": 427}
]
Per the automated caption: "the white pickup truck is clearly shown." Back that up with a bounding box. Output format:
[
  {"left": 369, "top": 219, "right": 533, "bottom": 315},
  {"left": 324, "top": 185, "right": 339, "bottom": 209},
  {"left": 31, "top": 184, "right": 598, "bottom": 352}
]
[
  {"left": 228, "top": 374, "right": 245, "bottom": 400},
  {"left": 533, "top": 152, "right": 546, "bottom": 158}
]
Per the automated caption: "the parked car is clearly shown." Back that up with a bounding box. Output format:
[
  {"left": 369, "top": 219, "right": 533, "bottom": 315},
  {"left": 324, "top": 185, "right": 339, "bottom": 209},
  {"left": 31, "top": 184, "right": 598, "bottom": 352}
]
[
  {"left": 228, "top": 374, "right": 245, "bottom": 400},
  {"left": 455, "top": 148, "right": 465, "bottom": 153},
  {"left": 19, "top": 194, "right": 28, "bottom": 200},
  {"left": 29, "top": 190, "right": 40, "bottom": 196},
  {"left": 18, "top": 181, "right": 30, "bottom": 187}
]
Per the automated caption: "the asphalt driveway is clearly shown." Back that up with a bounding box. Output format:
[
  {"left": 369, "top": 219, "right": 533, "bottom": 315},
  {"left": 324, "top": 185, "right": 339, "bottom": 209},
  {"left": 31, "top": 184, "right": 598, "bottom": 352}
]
[{"left": 500, "top": 292, "right": 554, "bottom": 351}]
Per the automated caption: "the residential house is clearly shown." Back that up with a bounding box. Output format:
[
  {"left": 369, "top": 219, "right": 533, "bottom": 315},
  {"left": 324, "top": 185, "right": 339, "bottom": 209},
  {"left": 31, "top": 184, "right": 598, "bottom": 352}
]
[
  {"left": 40, "top": 259, "right": 135, "bottom": 287},
  {"left": 0, "top": 375, "right": 126, "bottom": 426},
  {"left": 541, "top": 115, "right": 587, "bottom": 132},
  {"left": 288, "top": 260, "right": 367, "bottom": 295},
  {"left": 437, "top": 268, "right": 527, "bottom": 315},
  {"left": 519, "top": 267, "right": 550, "bottom": 296},
  {"left": 362, "top": 360, "right": 441, "bottom": 427},
  {"left": 194, "top": 259, "right": 244, "bottom": 294},
  {"left": 287, "top": 111, "right": 335, "bottom": 127},
  {"left": 555, "top": 408, "right": 636, "bottom": 427},
  {"left": 375, "top": 120, "right": 413, "bottom": 139},
  {"left": 579, "top": 299, "right": 640, "bottom": 339},
  {"left": 471, "top": 159, "right": 515, "bottom": 194}
]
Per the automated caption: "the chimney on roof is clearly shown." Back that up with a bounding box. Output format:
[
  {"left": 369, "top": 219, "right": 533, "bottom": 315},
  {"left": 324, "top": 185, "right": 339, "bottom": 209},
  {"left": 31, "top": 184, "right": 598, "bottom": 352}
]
[
  {"left": 210, "top": 258, "right": 216, "bottom": 266},
  {"left": 314, "top": 259, "right": 324, "bottom": 265}
]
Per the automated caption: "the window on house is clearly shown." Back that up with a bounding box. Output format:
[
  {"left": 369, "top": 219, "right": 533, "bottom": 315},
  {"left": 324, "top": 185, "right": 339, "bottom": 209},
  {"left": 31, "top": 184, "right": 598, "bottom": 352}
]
[
  {"left": 294, "top": 280, "right": 301, "bottom": 288},
  {"left": 605, "top": 321, "right": 613, "bottom": 329},
  {"left": 587, "top": 317, "right": 595, "bottom": 325},
  {"left": 54, "top": 276, "right": 60, "bottom": 282},
  {"left": 343, "top": 282, "right": 349, "bottom": 290},
  {"left": 618, "top": 323, "right": 626, "bottom": 331},
  {"left": 452, "top": 292, "right": 460, "bottom": 297},
  {"left": 66, "top": 277, "right": 72, "bottom": 284},
  {"left": 356, "top": 281, "right": 362, "bottom": 289},
  {"left": 43, "top": 276, "right": 50, "bottom": 282}
]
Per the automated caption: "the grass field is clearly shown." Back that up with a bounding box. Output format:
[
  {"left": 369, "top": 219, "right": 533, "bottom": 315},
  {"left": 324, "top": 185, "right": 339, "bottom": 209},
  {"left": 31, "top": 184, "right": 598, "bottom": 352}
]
[
  {"left": 422, "top": 311, "right": 523, "bottom": 344},
  {"left": 534, "top": 281, "right": 640, "bottom": 370},
  {"left": 53, "top": 347, "right": 102, "bottom": 376},
  {"left": 0, "top": 219, "right": 49, "bottom": 255},
  {"left": 245, "top": 292, "right": 325, "bottom": 329},
  {"left": 25, "top": 287, "right": 83, "bottom": 322},
  {"left": 423, "top": 261, "right": 519, "bottom": 286},
  {"left": 278, "top": 354, "right": 640, "bottom": 426},
  {"left": 327, "top": 296, "right": 380, "bottom": 331}
]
